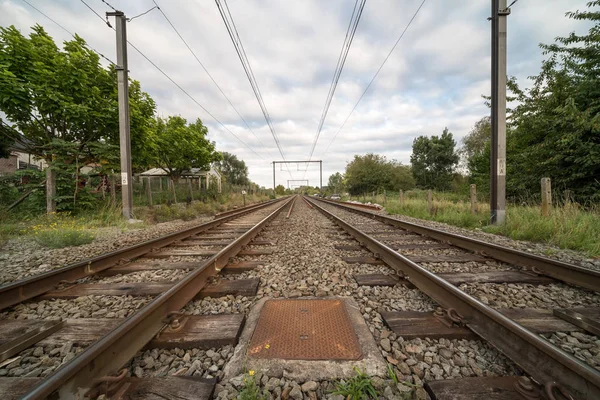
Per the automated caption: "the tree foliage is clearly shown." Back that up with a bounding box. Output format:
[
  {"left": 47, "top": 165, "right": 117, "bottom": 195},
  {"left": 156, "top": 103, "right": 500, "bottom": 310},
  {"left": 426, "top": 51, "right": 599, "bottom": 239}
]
[
  {"left": 345, "top": 154, "right": 415, "bottom": 196},
  {"left": 327, "top": 172, "right": 345, "bottom": 194},
  {"left": 468, "top": 2, "right": 600, "bottom": 202},
  {"left": 275, "top": 184, "right": 285, "bottom": 195},
  {"left": 410, "top": 128, "right": 459, "bottom": 190},
  {"left": 214, "top": 152, "right": 249, "bottom": 186},
  {"left": 146, "top": 116, "right": 220, "bottom": 181}
]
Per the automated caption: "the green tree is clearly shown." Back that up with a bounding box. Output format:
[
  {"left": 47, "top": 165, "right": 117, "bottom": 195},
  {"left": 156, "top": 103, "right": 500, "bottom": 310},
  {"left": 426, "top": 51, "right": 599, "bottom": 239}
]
[
  {"left": 275, "top": 184, "right": 285, "bottom": 195},
  {"left": 146, "top": 116, "right": 220, "bottom": 182},
  {"left": 0, "top": 120, "right": 14, "bottom": 158},
  {"left": 500, "top": 1, "right": 600, "bottom": 202},
  {"left": 461, "top": 117, "right": 490, "bottom": 171},
  {"left": 345, "top": 154, "right": 415, "bottom": 195},
  {"left": 0, "top": 25, "right": 156, "bottom": 212},
  {"left": 327, "top": 172, "right": 345, "bottom": 193},
  {"left": 215, "top": 152, "right": 249, "bottom": 186},
  {"left": 410, "top": 128, "right": 459, "bottom": 190}
]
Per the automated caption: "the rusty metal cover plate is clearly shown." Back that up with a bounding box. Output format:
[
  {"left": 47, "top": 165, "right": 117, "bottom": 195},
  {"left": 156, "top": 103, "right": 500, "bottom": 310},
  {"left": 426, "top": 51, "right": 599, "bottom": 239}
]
[{"left": 248, "top": 299, "right": 362, "bottom": 360}]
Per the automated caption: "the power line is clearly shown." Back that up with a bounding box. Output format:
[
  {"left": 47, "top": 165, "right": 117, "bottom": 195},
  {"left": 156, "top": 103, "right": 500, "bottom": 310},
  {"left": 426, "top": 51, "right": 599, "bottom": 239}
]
[
  {"left": 80, "top": 0, "right": 111, "bottom": 27},
  {"left": 21, "top": 0, "right": 115, "bottom": 65},
  {"left": 214, "top": 0, "right": 293, "bottom": 178},
  {"left": 80, "top": 3, "right": 266, "bottom": 159},
  {"left": 152, "top": 0, "right": 277, "bottom": 160},
  {"left": 303, "top": 0, "right": 366, "bottom": 179},
  {"left": 127, "top": 6, "right": 158, "bottom": 22},
  {"left": 322, "top": 0, "right": 427, "bottom": 155}
]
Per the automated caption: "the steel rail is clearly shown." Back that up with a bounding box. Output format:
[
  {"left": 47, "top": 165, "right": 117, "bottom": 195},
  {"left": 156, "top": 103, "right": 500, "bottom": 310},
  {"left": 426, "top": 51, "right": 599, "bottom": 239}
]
[
  {"left": 0, "top": 198, "right": 284, "bottom": 311},
  {"left": 306, "top": 196, "right": 600, "bottom": 400},
  {"left": 286, "top": 195, "right": 297, "bottom": 218},
  {"left": 22, "top": 196, "right": 294, "bottom": 399},
  {"left": 315, "top": 197, "right": 600, "bottom": 292},
  {"left": 214, "top": 199, "right": 271, "bottom": 218}
]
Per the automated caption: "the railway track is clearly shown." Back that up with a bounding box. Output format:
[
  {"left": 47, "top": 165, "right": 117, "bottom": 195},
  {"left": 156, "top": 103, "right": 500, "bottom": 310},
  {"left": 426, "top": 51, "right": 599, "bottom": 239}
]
[
  {"left": 0, "top": 197, "right": 294, "bottom": 399},
  {"left": 307, "top": 195, "right": 600, "bottom": 399},
  {"left": 1, "top": 194, "right": 599, "bottom": 399}
]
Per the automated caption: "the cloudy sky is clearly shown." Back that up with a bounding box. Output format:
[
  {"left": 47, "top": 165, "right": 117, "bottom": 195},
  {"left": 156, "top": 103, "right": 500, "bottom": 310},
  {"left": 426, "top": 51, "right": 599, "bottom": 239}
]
[{"left": 0, "top": 0, "right": 592, "bottom": 188}]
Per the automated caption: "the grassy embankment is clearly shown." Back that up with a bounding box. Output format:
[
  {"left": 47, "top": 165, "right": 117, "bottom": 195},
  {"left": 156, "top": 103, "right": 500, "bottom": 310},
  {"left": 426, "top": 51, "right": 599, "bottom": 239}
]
[
  {"left": 350, "top": 190, "right": 600, "bottom": 257},
  {"left": 0, "top": 192, "right": 270, "bottom": 249}
]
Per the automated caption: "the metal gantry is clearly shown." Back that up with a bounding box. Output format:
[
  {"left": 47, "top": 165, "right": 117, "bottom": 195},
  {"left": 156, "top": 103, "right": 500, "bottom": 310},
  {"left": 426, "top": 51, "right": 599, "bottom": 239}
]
[{"left": 272, "top": 161, "right": 322, "bottom": 190}]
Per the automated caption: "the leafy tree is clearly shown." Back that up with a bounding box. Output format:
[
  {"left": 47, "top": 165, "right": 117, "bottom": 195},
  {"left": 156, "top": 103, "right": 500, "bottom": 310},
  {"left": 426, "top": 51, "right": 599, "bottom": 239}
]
[
  {"left": 146, "top": 116, "right": 220, "bottom": 182},
  {"left": 410, "top": 128, "right": 459, "bottom": 190},
  {"left": 503, "top": 1, "right": 600, "bottom": 202},
  {"left": 327, "top": 172, "right": 345, "bottom": 193},
  {"left": 0, "top": 120, "right": 14, "bottom": 158},
  {"left": 345, "top": 154, "right": 415, "bottom": 195},
  {"left": 275, "top": 184, "right": 285, "bottom": 195},
  {"left": 0, "top": 25, "right": 156, "bottom": 212},
  {"left": 461, "top": 117, "right": 490, "bottom": 172},
  {"left": 215, "top": 152, "right": 249, "bottom": 186}
]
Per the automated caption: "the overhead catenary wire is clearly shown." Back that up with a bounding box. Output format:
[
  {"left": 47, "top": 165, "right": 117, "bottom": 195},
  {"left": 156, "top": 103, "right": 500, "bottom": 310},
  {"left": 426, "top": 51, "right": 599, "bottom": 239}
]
[
  {"left": 303, "top": 0, "right": 366, "bottom": 179},
  {"left": 214, "top": 0, "right": 293, "bottom": 178},
  {"left": 127, "top": 6, "right": 158, "bottom": 22},
  {"left": 79, "top": 2, "right": 267, "bottom": 159},
  {"left": 152, "top": 0, "right": 277, "bottom": 160},
  {"left": 321, "top": 0, "right": 427, "bottom": 155},
  {"left": 21, "top": 0, "right": 115, "bottom": 65}
]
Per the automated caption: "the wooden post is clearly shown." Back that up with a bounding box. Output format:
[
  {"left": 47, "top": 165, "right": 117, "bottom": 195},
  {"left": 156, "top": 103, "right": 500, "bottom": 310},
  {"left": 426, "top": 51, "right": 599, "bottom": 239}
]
[
  {"left": 427, "top": 190, "right": 434, "bottom": 215},
  {"left": 541, "top": 177, "right": 552, "bottom": 216},
  {"left": 188, "top": 178, "right": 194, "bottom": 201},
  {"left": 383, "top": 190, "right": 387, "bottom": 205},
  {"left": 470, "top": 184, "right": 477, "bottom": 214},
  {"left": 46, "top": 166, "right": 56, "bottom": 213},
  {"left": 399, "top": 190, "right": 404, "bottom": 206},
  {"left": 110, "top": 174, "right": 116, "bottom": 205},
  {"left": 145, "top": 177, "right": 153, "bottom": 207}
]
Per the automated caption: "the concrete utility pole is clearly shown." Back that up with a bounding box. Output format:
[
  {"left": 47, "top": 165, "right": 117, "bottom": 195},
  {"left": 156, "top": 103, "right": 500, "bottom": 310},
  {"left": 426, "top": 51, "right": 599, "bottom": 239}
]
[
  {"left": 107, "top": 11, "right": 133, "bottom": 219},
  {"left": 490, "top": 0, "right": 509, "bottom": 224}
]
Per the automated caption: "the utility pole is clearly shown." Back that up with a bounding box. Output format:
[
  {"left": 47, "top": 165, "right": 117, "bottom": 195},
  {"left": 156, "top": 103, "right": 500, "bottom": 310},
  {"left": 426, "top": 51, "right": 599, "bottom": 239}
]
[
  {"left": 107, "top": 11, "right": 133, "bottom": 219},
  {"left": 272, "top": 162, "right": 276, "bottom": 190},
  {"left": 490, "top": 0, "right": 509, "bottom": 224},
  {"left": 320, "top": 161, "right": 323, "bottom": 191}
]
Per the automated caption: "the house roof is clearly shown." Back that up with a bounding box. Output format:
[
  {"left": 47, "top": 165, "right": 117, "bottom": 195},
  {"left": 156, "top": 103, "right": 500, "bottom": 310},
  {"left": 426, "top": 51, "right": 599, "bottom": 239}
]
[{"left": 139, "top": 167, "right": 221, "bottom": 178}]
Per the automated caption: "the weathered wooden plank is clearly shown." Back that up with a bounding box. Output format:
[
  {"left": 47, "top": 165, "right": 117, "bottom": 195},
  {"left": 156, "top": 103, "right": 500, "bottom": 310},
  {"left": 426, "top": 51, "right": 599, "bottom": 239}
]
[
  {"left": 211, "top": 228, "right": 248, "bottom": 233},
  {"left": 498, "top": 308, "right": 581, "bottom": 334},
  {"left": 354, "top": 274, "right": 399, "bottom": 287},
  {"left": 40, "top": 282, "right": 172, "bottom": 299},
  {"left": 553, "top": 308, "right": 600, "bottom": 336},
  {"left": 410, "top": 254, "right": 488, "bottom": 263},
  {"left": 223, "top": 261, "right": 264, "bottom": 275},
  {"left": 237, "top": 249, "right": 274, "bottom": 256},
  {"left": 169, "top": 242, "right": 223, "bottom": 248},
  {"left": 144, "top": 250, "right": 216, "bottom": 258},
  {"left": 196, "top": 278, "right": 260, "bottom": 299},
  {"left": 342, "top": 256, "right": 385, "bottom": 265},
  {"left": 437, "top": 271, "right": 555, "bottom": 285},
  {"left": 101, "top": 262, "right": 198, "bottom": 276},
  {"left": 194, "top": 235, "right": 238, "bottom": 240},
  {"left": 38, "top": 319, "right": 120, "bottom": 346},
  {"left": 334, "top": 245, "right": 363, "bottom": 251},
  {"left": 0, "top": 320, "right": 64, "bottom": 362},
  {"left": 381, "top": 311, "right": 476, "bottom": 340},
  {"left": 425, "top": 376, "right": 525, "bottom": 400},
  {"left": 121, "top": 376, "right": 216, "bottom": 400},
  {"left": 182, "top": 240, "right": 231, "bottom": 246},
  {"left": 366, "top": 230, "right": 413, "bottom": 235},
  {"left": 149, "top": 314, "right": 245, "bottom": 349},
  {"left": 0, "top": 377, "right": 40, "bottom": 400},
  {"left": 372, "top": 235, "right": 422, "bottom": 241}
]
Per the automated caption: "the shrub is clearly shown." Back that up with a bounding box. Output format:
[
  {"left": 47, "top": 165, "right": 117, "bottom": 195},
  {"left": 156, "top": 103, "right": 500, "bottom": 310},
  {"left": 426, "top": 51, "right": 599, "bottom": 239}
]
[{"left": 331, "top": 368, "right": 378, "bottom": 399}]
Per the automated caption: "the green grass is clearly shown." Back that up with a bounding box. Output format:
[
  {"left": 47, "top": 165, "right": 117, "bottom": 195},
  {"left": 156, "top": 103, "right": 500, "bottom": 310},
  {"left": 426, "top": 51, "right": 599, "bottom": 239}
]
[
  {"left": 355, "top": 192, "right": 600, "bottom": 257},
  {"left": 238, "top": 372, "right": 267, "bottom": 400},
  {"left": 331, "top": 368, "right": 378, "bottom": 399},
  {"left": 34, "top": 227, "right": 95, "bottom": 248}
]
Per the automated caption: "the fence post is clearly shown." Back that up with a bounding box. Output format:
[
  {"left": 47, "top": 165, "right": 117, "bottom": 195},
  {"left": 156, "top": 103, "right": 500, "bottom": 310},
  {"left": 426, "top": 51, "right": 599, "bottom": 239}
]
[
  {"left": 383, "top": 190, "right": 387, "bottom": 205},
  {"left": 399, "top": 190, "right": 404, "bottom": 206},
  {"left": 110, "top": 174, "right": 116, "bottom": 205},
  {"left": 146, "top": 177, "right": 153, "bottom": 207},
  {"left": 427, "top": 190, "right": 434, "bottom": 215},
  {"left": 470, "top": 184, "right": 477, "bottom": 214},
  {"left": 187, "top": 178, "right": 194, "bottom": 202},
  {"left": 541, "top": 177, "right": 552, "bottom": 216}
]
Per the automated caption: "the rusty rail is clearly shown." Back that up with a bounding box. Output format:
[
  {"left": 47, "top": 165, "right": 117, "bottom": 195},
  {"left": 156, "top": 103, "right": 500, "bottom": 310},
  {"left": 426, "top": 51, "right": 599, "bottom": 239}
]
[
  {"left": 312, "top": 197, "right": 600, "bottom": 292},
  {"left": 21, "top": 196, "right": 295, "bottom": 399},
  {"left": 305, "top": 195, "right": 600, "bottom": 400},
  {"left": 0, "top": 198, "right": 284, "bottom": 311},
  {"left": 286, "top": 196, "right": 297, "bottom": 218}
]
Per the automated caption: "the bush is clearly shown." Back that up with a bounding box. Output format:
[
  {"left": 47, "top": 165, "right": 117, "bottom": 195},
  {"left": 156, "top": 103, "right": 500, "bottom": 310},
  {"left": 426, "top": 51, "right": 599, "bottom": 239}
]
[{"left": 34, "top": 228, "right": 95, "bottom": 248}]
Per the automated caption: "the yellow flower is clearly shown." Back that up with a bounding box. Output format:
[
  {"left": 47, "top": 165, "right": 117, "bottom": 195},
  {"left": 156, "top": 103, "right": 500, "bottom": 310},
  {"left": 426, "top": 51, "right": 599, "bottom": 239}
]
[
  {"left": 264, "top": 344, "right": 270, "bottom": 349},
  {"left": 249, "top": 370, "right": 255, "bottom": 376}
]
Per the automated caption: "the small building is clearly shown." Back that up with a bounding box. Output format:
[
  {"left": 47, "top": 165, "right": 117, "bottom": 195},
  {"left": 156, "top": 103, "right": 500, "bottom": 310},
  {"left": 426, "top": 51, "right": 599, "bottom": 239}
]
[
  {"left": 138, "top": 166, "right": 222, "bottom": 193},
  {"left": 0, "top": 142, "right": 47, "bottom": 176}
]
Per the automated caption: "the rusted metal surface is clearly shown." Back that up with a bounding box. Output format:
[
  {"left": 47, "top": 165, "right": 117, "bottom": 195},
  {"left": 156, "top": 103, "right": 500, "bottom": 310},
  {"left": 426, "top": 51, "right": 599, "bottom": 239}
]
[
  {"left": 20, "top": 197, "right": 293, "bottom": 400},
  {"left": 0, "top": 198, "right": 284, "bottom": 311},
  {"left": 330, "top": 200, "right": 382, "bottom": 211},
  {"left": 286, "top": 195, "right": 297, "bottom": 218},
  {"left": 306, "top": 196, "right": 600, "bottom": 400},
  {"left": 248, "top": 299, "right": 362, "bottom": 360},
  {"left": 313, "top": 197, "right": 600, "bottom": 292}
]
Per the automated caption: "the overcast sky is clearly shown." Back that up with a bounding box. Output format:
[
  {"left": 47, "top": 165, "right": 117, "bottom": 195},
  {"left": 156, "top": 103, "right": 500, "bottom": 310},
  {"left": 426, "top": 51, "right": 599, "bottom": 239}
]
[{"left": 0, "top": 0, "right": 591, "bottom": 188}]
